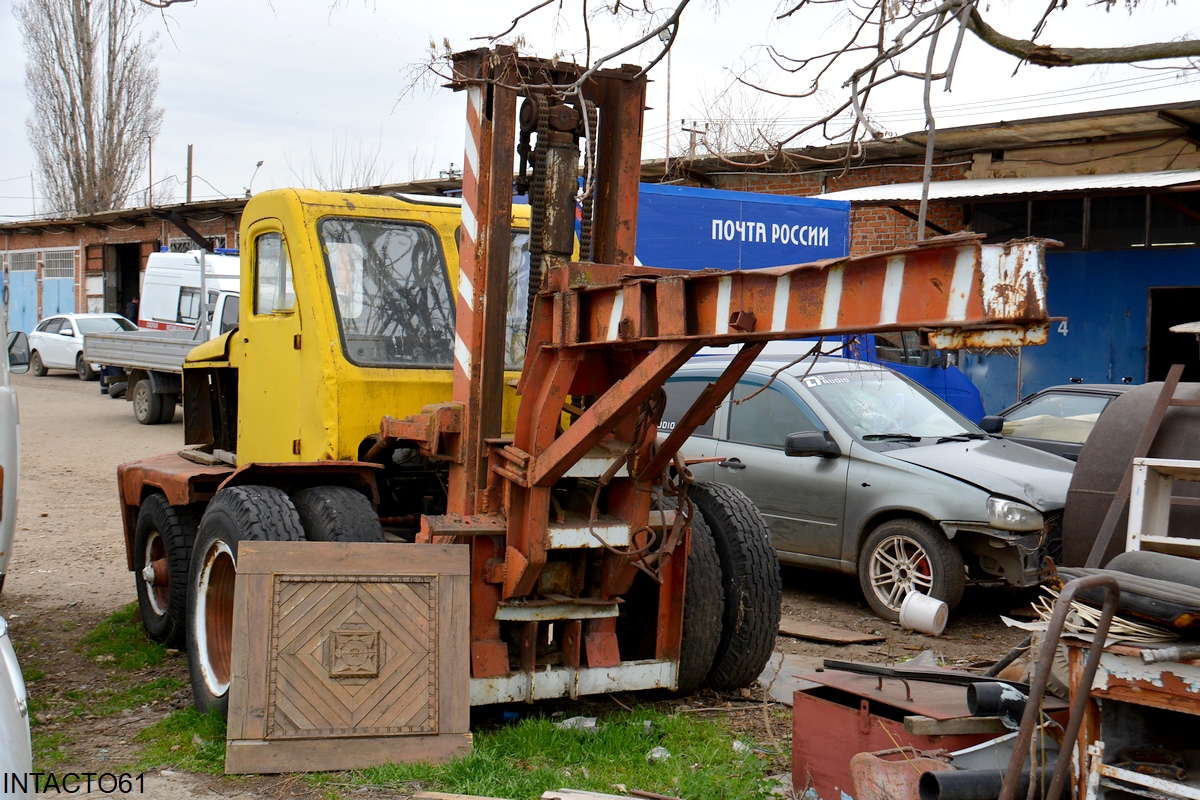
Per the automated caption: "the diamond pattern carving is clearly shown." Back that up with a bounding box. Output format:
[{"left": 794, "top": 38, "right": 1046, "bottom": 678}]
[{"left": 265, "top": 576, "right": 438, "bottom": 738}]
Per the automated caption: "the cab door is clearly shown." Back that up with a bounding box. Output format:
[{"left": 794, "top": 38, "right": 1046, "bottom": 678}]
[
  {"left": 713, "top": 380, "right": 850, "bottom": 563},
  {"left": 236, "top": 225, "right": 303, "bottom": 463}
]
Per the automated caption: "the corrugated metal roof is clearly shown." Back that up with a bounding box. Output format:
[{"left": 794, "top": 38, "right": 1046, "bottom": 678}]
[{"left": 816, "top": 169, "right": 1200, "bottom": 204}]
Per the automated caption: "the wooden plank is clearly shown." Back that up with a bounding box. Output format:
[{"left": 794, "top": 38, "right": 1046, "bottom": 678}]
[
  {"left": 237, "top": 541, "right": 470, "bottom": 575},
  {"left": 225, "top": 732, "right": 472, "bottom": 774},
  {"left": 441, "top": 574, "right": 470, "bottom": 734},
  {"left": 903, "top": 714, "right": 1009, "bottom": 736},
  {"left": 778, "top": 617, "right": 884, "bottom": 645}
]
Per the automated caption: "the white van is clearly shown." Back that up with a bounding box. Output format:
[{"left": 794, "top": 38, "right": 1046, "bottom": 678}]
[{"left": 139, "top": 250, "right": 240, "bottom": 337}]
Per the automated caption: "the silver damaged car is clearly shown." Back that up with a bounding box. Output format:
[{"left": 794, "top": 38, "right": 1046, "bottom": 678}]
[{"left": 663, "top": 354, "right": 1074, "bottom": 622}]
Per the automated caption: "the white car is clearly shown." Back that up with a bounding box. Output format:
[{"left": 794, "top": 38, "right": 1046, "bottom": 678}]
[{"left": 28, "top": 313, "right": 136, "bottom": 380}]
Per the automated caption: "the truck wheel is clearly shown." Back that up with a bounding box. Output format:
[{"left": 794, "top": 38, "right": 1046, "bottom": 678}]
[
  {"left": 688, "top": 481, "right": 782, "bottom": 691},
  {"left": 132, "top": 379, "right": 164, "bottom": 425},
  {"left": 157, "top": 397, "right": 176, "bottom": 424},
  {"left": 30, "top": 351, "right": 46, "bottom": 377},
  {"left": 75, "top": 353, "right": 96, "bottom": 381},
  {"left": 133, "top": 494, "right": 197, "bottom": 647},
  {"left": 292, "top": 486, "right": 384, "bottom": 543},
  {"left": 677, "top": 511, "right": 723, "bottom": 694},
  {"left": 858, "top": 518, "right": 965, "bottom": 622},
  {"left": 188, "top": 485, "right": 304, "bottom": 716}
]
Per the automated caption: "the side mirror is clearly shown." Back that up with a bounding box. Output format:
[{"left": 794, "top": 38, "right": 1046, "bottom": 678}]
[
  {"left": 7, "top": 332, "right": 30, "bottom": 374},
  {"left": 979, "top": 415, "right": 1005, "bottom": 434},
  {"left": 784, "top": 430, "right": 841, "bottom": 459}
]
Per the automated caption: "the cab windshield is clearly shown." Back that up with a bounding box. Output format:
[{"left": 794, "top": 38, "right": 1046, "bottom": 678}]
[
  {"left": 319, "top": 218, "right": 454, "bottom": 368},
  {"left": 802, "top": 368, "right": 979, "bottom": 440}
]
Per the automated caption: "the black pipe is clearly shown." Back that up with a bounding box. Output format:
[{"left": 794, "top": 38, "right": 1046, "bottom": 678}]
[
  {"left": 966, "top": 682, "right": 1028, "bottom": 728},
  {"left": 920, "top": 768, "right": 1049, "bottom": 800}
]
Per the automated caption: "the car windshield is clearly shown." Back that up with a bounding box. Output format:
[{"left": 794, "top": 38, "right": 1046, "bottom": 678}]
[
  {"left": 800, "top": 368, "right": 979, "bottom": 440},
  {"left": 76, "top": 317, "right": 137, "bottom": 334},
  {"left": 1002, "top": 392, "right": 1110, "bottom": 443}
]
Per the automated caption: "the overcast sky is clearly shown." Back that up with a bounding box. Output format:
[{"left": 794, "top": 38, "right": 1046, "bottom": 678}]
[{"left": 1, "top": 1, "right": 1199, "bottom": 221}]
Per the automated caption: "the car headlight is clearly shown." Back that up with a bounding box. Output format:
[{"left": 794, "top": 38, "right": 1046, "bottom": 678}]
[{"left": 987, "top": 497, "right": 1044, "bottom": 532}]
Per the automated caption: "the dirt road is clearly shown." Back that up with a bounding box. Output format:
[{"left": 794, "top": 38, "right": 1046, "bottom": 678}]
[{"left": 0, "top": 369, "right": 1025, "bottom": 797}]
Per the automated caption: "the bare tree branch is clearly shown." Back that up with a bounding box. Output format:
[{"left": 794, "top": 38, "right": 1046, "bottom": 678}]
[{"left": 965, "top": 5, "right": 1200, "bottom": 67}]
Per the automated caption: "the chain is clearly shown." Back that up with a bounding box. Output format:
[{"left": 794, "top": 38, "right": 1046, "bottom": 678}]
[
  {"left": 578, "top": 100, "right": 599, "bottom": 262},
  {"left": 525, "top": 94, "right": 550, "bottom": 334}
]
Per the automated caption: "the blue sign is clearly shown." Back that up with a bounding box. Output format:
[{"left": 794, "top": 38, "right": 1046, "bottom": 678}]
[{"left": 634, "top": 183, "right": 850, "bottom": 270}]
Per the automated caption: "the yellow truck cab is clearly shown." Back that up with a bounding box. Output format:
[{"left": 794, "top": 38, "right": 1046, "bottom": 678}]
[{"left": 182, "top": 189, "right": 529, "bottom": 465}]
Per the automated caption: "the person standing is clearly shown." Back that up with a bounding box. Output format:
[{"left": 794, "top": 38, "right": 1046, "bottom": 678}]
[{"left": 124, "top": 296, "right": 139, "bottom": 323}]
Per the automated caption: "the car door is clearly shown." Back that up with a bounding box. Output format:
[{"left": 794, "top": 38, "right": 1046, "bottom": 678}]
[
  {"left": 714, "top": 380, "right": 850, "bottom": 562},
  {"left": 44, "top": 318, "right": 71, "bottom": 367},
  {"left": 660, "top": 374, "right": 721, "bottom": 482}
]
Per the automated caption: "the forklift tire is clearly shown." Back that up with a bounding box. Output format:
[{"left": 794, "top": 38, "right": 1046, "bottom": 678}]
[
  {"left": 133, "top": 494, "right": 197, "bottom": 647},
  {"left": 132, "top": 380, "right": 164, "bottom": 425},
  {"left": 187, "top": 485, "right": 304, "bottom": 717},
  {"left": 688, "top": 481, "right": 782, "bottom": 691},
  {"left": 292, "top": 486, "right": 385, "bottom": 543},
  {"left": 676, "top": 512, "right": 723, "bottom": 694}
]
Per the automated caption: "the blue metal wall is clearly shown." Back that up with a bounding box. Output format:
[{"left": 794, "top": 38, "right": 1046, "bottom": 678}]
[{"left": 961, "top": 249, "right": 1199, "bottom": 413}]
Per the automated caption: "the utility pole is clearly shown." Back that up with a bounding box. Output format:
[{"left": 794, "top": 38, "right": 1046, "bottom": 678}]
[
  {"left": 681, "top": 121, "right": 707, "bottom": 158},
  {"left": 186, "top": 144, "right": 194, "bottom": 203}
]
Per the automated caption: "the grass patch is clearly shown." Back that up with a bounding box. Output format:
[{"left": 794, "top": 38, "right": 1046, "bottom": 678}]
[
  {"left": 130, "top": 708, "right": 227, "bottom": 774},
  {"left": 343, "top": 709, "right": 776, "bottom": 800},
  {"left": 33, "top": 730, "right": 70, "bottom": 771},
  {"left": 80, "top": 603, "right": 167, "bottom": 671}
]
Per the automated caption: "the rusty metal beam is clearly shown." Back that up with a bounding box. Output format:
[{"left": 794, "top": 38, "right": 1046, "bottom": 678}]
[{"left": 539, "top": 235, "right": 1049, "bottom": 349}]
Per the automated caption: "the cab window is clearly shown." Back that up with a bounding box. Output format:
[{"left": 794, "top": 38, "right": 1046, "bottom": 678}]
[
  {"left": 220, "top": 296, "right": 239, "bottom": 334},
  {"left": 728, "top": 382, "right": 818, "bottom": 448},
  {"left": 178, "top": 287, "right": 201, "bottom": 324},
  {"left": 319, "top": 217, "right": 454, "bottom": 368},
  {"left": 661, "top": 378, "right": 717, "bottom": 438},
  {"left": 254, "top": 233, "right": 295, "bottom": 315}
]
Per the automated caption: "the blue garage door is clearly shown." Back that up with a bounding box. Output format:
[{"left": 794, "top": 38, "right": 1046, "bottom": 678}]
[
  {"left": 6, "top": 252, "right": 38, "bottom": 333},
  {"left": 42, "top": 250, "right": 76, "bottom": 316}
]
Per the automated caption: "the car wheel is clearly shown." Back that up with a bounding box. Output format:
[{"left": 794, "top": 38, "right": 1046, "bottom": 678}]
[
  {"left": 132, "top": 380, "right": 164, "bottom": 425},
  {"left": 292, "top": 486, "right": 384, "bottom": 543},
  {"left": 688, "top": 481, "right": 782, "bottom": 691},
  {"left": 133, "top": 494, "right": 197, "bottom": 647},
  {"left": 676, "top": 511, "right": 723, "bottom": 694},
  {"left": 75, "top": 353, "right": 96, "bottom": 381},
  {"left": 187, "top": 485, "right": 304, "bottom": 717},
  {"left": 858, "top": 518, "right": 965, "bottom": 622},
  {"left": 30, "top": 350, "right": 46, "bottom": 377}
]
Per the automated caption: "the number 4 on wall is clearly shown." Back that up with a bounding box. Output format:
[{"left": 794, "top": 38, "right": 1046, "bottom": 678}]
[{"left": 1057, "top": 320, "right": 1069, "bottom": 336}]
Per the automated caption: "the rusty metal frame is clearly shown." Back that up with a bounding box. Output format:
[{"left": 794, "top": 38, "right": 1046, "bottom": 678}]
[
  {"left": 999, "top": 574, "right": 1120, "bottom": 800},
  {"left": 410, "top": 47, "right": 1059, "bottom": 693}
]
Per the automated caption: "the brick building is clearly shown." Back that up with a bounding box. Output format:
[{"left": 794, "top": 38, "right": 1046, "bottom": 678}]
[{"left": 1, "top": 200, "right": 243, "bottom": 334}]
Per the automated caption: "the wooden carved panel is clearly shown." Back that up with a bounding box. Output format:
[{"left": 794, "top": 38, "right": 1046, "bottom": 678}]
[{"left": 226, "top": 542, "right": 471, "bottom": 774}]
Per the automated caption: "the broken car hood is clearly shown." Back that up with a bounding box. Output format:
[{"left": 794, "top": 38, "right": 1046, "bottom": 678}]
[{"left": 883, "top": 438, "right": 1073, "bottom": 510}]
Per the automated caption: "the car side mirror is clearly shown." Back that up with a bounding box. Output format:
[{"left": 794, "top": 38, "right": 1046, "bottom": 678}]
[
  {"left": 6, "top": 332, "right": 29, "bottom": 374},
  {"left": 784, "top": 430, "right": 841, "bottom": 459},
  {"left": 979, "top": 415, "right": 1004, "bottom": 434}
]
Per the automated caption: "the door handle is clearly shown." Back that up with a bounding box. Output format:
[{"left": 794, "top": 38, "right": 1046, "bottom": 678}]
[{"left": 718, "top": 458, "right": 746, "bottom": 470}]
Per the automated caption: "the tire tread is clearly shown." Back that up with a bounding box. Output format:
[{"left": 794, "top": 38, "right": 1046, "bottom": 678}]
[
  {"left": 688, "top": 481, "right": 782, "bottom": 691},
  {"left": 293, "top": 486, "right": 384, "bottom": 543}
]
